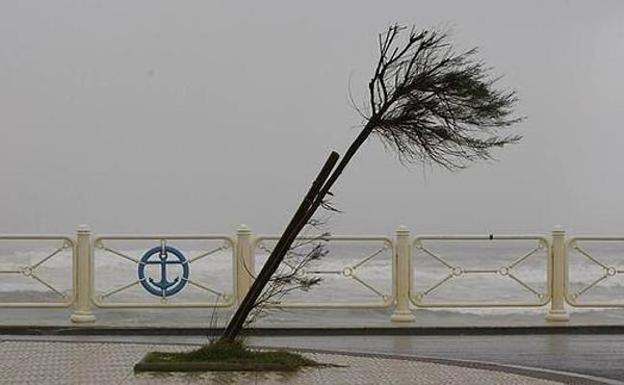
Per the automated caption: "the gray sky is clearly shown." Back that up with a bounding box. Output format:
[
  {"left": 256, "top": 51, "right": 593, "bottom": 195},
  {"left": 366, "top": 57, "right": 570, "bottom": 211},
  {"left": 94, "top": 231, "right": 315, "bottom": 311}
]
[{"left": 1, "top": 0, "right": 623, "bottom": 236}]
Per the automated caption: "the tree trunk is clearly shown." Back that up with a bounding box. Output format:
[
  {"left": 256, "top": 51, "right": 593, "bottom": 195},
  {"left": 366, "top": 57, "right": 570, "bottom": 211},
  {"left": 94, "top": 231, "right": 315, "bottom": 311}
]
[
  {"left": 221, "top": 151, "right": 340, "bottom": 340},
  {"left": 222, "top": 122, "right": 375, "bottom": 341}
]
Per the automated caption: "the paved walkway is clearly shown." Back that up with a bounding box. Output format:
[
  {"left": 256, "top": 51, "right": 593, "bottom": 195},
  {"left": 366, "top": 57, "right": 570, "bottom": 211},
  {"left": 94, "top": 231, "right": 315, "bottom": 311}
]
[
  {"left": 0, "top": 337, "right": 616, "bottom": 385},
  {"left": 247, "top": 334, "right": 624, "bottom": 383}
]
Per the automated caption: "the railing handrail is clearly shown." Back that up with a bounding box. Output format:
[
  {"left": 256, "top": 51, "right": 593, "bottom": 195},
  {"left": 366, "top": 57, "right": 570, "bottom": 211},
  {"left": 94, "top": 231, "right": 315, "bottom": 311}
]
[
  {"left": 414, "top": 234, "right": 549, "bottom": 241},
  {"left": 0, "top": 235, "right": 74, "bottom": 240},
  {"left": 94, "top": 233, "right": 233, "bottom": 237}
]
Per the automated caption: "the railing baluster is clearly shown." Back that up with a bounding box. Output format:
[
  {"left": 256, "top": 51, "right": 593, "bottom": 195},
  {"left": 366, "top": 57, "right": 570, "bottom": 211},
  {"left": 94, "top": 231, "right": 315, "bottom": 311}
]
[
  {"left": 235, "top": 225, "right": 254, "bottom": 304},
  {"left": 70, "top": 225, "right": 96, "bottom": 323},
  {"left": 391, "top": 226, "right": 415, "bottom": 322},
  {"left": 546, "top": 226, "right": 570, "bottom": 321}
]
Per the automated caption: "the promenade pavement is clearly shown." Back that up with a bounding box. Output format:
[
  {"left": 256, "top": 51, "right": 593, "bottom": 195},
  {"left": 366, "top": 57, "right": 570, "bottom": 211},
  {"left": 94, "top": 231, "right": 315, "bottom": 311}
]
[
  {"left": 249, "top": 334, "right": 624, "bottom": 383},
  {"left": 0, "top": 336, "right": 620, "bottom": 385}
]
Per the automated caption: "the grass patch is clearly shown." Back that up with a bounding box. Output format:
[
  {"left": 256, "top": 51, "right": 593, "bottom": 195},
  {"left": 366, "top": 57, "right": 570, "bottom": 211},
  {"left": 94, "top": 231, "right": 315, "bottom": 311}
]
[{"left": 137, "top": 339, "right": 322, "bottom": 372}]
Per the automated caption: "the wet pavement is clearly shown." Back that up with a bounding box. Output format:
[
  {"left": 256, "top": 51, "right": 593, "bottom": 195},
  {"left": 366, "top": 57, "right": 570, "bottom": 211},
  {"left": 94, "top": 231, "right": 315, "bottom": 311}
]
[
  {"left": 246, "top": 334, "right": 624, "bottom": 383},
  {"left": 0, "top": 337, "right": 616, "bottom": 385}
]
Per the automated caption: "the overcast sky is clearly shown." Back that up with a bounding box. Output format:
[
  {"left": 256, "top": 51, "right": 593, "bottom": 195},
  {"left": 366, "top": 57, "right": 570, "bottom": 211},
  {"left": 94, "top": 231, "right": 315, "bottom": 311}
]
[{"left": 1, "top": 0, "right": 623, "bottom": 236}]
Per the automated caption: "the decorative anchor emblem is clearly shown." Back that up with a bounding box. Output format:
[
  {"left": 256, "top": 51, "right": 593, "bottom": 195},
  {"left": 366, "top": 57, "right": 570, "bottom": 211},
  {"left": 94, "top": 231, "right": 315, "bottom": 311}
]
[{"left": 138, "top": 241, "right": 190, "bottom": 297}]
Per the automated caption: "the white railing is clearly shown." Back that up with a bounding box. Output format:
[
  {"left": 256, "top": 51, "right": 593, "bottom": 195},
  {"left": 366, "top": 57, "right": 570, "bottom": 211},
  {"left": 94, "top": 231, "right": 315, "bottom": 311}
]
[
  {"left": 0, "top": 235, "right": 74, "bottom": 308},
  {"left": 410, "top": 234, "right": 551, "bottom": 308},
  {"left": 91, "top": 234, "right": 236, "bottom": 308},
  {"left": 254, "top": 235, "right": 394, "bottom": 308},
  {"left": 566, "top": 236, "right": 624, "bottom": 308},
  {"left": 2, "top": 225, "right": 624, "bottom": 324}
]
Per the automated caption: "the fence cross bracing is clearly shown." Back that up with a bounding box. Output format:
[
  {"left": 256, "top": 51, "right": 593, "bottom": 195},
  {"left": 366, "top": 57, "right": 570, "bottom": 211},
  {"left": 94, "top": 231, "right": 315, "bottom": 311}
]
[
  {"left": 0, "top": 235, "right": 74, "bottom": 308},
  {"left": 254, "top": 236, "right": 394, "bottom": 308},
  {"left": 566, "top": 236, "right": 624, "bottom": 307},
  {"left": 411, "top": 235, "right": 550, "bottom": 308}
]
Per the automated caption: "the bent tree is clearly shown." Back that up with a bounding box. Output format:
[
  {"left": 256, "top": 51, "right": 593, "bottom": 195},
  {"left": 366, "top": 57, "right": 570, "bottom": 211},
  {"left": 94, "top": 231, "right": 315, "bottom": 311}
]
[{"left": 222, "top": 24, "right": 523, "bottom": 340}]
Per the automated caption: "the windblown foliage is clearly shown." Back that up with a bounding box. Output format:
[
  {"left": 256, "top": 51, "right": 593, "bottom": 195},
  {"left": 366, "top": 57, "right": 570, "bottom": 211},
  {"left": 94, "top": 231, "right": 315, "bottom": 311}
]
[{"left": 365, "top": 25, "right": 523, "bottom": 170}]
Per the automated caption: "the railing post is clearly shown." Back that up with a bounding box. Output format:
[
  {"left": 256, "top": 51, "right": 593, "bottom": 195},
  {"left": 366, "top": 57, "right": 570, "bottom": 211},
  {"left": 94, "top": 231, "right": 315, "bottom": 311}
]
[
  {"left": 391, "top": 225, "right": 415, "bottom": 322},
  {"left": 546, "top": 225, "right": 569, "bottom": 322},
  {"left": 235, "top": 224, "right": 255, "bottom": 303},
  {"left": 70, "top": 224, "right": 96, "bottom": 323}
]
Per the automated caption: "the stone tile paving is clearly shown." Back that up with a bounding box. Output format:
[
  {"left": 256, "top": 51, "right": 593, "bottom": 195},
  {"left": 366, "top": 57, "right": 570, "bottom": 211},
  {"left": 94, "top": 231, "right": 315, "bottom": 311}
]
[{"left": 0, "top": 340, "right": 569, "bottom": 384}]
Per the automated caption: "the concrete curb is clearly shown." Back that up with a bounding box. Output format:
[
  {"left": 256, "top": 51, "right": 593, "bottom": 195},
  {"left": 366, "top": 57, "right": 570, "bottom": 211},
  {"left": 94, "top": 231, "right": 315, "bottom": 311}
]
[{"left": 4, "top": 324, "right": 624, "bottom": 336}]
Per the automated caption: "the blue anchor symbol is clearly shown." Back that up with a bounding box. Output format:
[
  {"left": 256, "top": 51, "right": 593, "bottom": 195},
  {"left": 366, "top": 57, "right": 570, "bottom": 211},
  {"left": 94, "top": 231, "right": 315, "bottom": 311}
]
[
  {"left": 138, "top": 244, "right": 189, "bottom": 297},
  {"left": 149, "top": 249, "right": 180, "bottom": 291}
]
